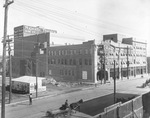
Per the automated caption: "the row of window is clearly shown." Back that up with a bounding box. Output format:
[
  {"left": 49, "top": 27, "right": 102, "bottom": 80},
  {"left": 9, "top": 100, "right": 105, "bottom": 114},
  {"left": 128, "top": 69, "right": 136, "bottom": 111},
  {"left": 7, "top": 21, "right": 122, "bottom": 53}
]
[
  {"left": 60, "top": 69, "right": 75, "bottom": 76},
  {"left": 135, "top": 46, "right": 146, "bottom": 50},
  {"left": 105, "top": 61, "right": 147, "bottom": 65},
  {"left": 104, "top": 53, "right": 146, "bottom": 57},
  {"left": 49, "top": 49, "right": 91, "bottom": 56},
  {"left": 48, "top": 58, "right": 92, "bottom": 65}
]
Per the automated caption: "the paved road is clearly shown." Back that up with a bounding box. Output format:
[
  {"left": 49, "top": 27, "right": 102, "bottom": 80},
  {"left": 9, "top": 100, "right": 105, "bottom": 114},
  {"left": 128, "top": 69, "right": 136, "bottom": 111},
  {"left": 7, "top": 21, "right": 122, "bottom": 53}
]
[{"left": 1, "top": 77, "right": 150, "bottom": 118}]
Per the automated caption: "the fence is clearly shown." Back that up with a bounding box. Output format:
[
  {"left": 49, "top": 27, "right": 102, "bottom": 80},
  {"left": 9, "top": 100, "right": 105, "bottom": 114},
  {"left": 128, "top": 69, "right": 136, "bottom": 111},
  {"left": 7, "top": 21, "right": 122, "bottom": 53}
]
[
  {"left": 142, "top": 92, "right": 150, "bottom": 118},
  {"left": 94, "top": 95, "right": 144, "bottom": 118}
]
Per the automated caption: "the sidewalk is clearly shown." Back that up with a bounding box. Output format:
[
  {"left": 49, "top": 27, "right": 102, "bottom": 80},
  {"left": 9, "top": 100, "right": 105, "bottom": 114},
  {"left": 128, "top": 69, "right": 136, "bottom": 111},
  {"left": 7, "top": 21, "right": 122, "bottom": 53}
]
[{"left": 4, "top": 75, "right": 149, "bottom": 106}]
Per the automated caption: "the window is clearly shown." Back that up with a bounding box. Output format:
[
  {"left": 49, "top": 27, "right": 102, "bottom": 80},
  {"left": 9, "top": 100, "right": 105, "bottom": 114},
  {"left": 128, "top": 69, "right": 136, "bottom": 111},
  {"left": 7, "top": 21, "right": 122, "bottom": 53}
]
[
  {"left": 70, "top": 50, "right": 73, "bottom": 55},
  {"left": 68, "top": 70, "right": 71, "bottom": 76},
  {"left": 58, "top": 50, "right": 61, "bottom": 55},
  {"left": 89, "top": 59, "right": 92, "bottom": 65},
  {"left": 51, "top": 51, "right": 54, "bottom": 56},
  {"left": 73, "top": 59, "right": 76, "bottom": 65},
  {"left": 79, "top": 49, "right": 82, "bottom": 54},
  {"left": 62, "top": 50, "right": 64, "bottom": 55},
  {"left": 73, "top": 50, "right": 77, "bottom": 54},
  {"left": 79, "top": 58, "right": 82, "bottom": 65},
  {"left": 85, "top": 49, "right": 88, "bottom": 54},
  {"left": 48, "top": 59, "right": 51, "bottom": 64},
  {"left": 49, "top": 70, "right": 52, "bottom": 75},
  {"left": 70, "top": 59, "right": 73, "bottom": 65},
  {"left": 58, "top": 59, "right": 60, "bottom": 64},
  {"left": 60, "top": 70, "right": 62, "bottom": 75},
  {"left": 65, "top": 50, "right": 67, "bottom": 55},
  {"left": 51, "top": 59, "right": 55, "bottom": 64},
  {"left": 49, "top": 51, "right": 51, "bottom": 55},
  {"left": 65, "top": 70, "right": 67, "bottom": 75},
  {"left": 62, "top": 70, "right": 64, "bottom": 75},
  {"left": 85, "top": 59, "right": 88, "bottom": 65},
  {"left": 72, "top": 70, "right": 74, "bottom": 76},
  {"left": 53, "top": 59, "right": 56, "bottom": 64},
  {"left": 64, "top": 59, "right": 67, "bottom": 65},
  {"left": 61, "top": 59, "right": 64, "bottom": 64},
  {"left": 54, "top": 51, "right": 56, "bottom": 56}
]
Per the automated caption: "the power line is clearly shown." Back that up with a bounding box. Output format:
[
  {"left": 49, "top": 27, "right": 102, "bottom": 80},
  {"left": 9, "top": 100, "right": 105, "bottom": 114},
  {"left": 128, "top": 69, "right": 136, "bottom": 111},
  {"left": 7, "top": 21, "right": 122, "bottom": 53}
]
[
  {"left": 14, "top": 0, "right": 141, "bottom": 36},
  {"left": 12, "top": 1, "right": 110, "bottom": 37}
]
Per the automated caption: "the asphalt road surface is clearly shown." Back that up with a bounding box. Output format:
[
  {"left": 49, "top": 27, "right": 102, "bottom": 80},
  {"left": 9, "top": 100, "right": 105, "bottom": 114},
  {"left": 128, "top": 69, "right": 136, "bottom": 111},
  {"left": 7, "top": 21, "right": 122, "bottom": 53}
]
[{"left": 1, "top": 77, "right": 150, "bottom": 118}]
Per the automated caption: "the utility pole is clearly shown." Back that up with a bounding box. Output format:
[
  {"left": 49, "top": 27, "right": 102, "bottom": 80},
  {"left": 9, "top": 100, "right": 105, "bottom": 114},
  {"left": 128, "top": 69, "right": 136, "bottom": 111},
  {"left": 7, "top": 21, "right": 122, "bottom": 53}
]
[
  {"left": 114, "top": 59, "right": 116, "bottom": 104},
  {"left": 6, "top": 36, "right": 12, "bottom": 104},
  {"left": 113, "top": 46, "right": 116, "bottom": 104},
  {"left": 103, "top": 47, "right": 106, "bottom": 84},
  {"left": 127, "top": 46, "right": 129, "bottom": 79},
  {"left": 36, "top": 54, "right": 38, "bottom": 97},
  {"left": 45, "top": 33, "right": 49, "bottom": 77},
  {"left": 2, "top": 0, "right": 13, "bottom": 118},
  {"left": 35, "top": 35, "right": 39, "bottom": 98}
]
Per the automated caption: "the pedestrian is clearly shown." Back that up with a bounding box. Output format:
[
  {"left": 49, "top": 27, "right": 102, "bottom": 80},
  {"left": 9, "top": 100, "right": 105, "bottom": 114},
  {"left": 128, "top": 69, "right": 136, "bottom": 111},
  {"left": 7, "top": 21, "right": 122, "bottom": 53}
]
[
  {"left": 65, "top": 99, "right": 69, "bottom": 108},
  {"left": 29, "top": 93, "right": 32, "bottom": 105}
]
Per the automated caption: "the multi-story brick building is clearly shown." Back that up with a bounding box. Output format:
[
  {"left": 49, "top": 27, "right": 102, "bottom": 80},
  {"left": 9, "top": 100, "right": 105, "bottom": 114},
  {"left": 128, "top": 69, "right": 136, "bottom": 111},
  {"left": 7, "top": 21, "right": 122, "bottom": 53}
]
[
  {"left": 13, "top": 31, "right": 98, "bottom": 83},
  {"left": 12, "top": 26, "right": 148, "bottom": 83},
  {"left": 102, "top": 34, "right": 147, "bottom": 80},
  {"left": 47, "top": 40, "right": 97, "bottom": 83},
  {"left": 12, "top": 25, "right": 52, "bottom": 77}
]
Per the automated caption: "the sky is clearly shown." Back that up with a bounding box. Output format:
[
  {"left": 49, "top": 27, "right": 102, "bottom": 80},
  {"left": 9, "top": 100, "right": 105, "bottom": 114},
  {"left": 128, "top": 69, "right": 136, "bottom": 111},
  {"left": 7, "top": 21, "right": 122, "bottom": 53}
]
[{"left": 0, "top": 0, "right": 150, "bottom": 56}]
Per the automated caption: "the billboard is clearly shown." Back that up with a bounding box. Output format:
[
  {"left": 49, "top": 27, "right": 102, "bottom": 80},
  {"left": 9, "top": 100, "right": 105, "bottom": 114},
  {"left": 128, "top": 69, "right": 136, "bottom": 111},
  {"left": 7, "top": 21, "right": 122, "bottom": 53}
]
[{"left": 14, "top": 25, "right": 57, "bottom": 38}]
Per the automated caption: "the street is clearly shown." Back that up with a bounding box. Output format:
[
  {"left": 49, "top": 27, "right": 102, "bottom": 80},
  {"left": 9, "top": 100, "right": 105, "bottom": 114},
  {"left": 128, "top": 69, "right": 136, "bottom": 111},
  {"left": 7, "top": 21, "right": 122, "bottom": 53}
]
[{"left": 1, "top": 77, "right": 150, "bottom": 118}]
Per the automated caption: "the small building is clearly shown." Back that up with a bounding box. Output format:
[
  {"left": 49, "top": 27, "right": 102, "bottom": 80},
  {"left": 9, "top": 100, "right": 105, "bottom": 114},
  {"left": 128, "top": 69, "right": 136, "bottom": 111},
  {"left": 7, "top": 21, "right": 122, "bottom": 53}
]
[{"left": 12, "top": 76, "right": 46, "bottom": 94}]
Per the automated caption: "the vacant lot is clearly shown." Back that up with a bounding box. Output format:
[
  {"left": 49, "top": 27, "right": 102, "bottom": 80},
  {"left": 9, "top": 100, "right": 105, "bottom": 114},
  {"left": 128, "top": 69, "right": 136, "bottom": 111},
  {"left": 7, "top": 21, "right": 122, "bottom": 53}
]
[{"left": 80, "top": 93, "right": 137, "bottom": 116}]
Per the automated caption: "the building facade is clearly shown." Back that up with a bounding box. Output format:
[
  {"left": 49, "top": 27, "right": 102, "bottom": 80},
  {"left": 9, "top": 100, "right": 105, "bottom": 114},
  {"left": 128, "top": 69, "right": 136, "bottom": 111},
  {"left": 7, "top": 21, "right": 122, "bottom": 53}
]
[
  {"left": 12, "top": 26, "right": 148, "bottom": 83},
  {"left": 47, "top": 40, "right": 97, "bottom": 83},
  {"left": 12, "top": 31, "right": 50, "bottom": 77},
  {"left": 101, "top": 34, "right": 147, "bottom": 80}
]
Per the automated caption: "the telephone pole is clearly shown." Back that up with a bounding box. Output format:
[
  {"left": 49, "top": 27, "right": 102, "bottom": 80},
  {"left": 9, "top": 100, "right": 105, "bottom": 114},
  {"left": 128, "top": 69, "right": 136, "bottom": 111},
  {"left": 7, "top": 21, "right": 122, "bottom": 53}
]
[
  {"left": 6, "top": 36, "right": 12, "bottom": 104},
  {"left": 35, "top": 35, "right": 39, "bottom": 98},
  {"left": 127, "top": 46, "right": 129, "bottom": 79},
  {"left": 2, "top": 0, "right": 13, "bottom": 118}
]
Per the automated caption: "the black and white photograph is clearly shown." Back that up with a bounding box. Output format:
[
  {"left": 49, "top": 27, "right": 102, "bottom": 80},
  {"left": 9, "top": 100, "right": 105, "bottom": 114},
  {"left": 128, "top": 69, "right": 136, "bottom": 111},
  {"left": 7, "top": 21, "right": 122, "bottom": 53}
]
[{"left": 0, "top": 0, "right": 150, "bottom": 118}]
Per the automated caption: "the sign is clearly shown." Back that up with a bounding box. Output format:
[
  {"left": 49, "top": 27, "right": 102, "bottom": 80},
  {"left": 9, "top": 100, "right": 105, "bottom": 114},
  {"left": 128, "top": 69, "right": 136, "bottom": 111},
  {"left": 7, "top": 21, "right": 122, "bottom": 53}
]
[
  {"left": 14, "top": 25, "right": 57, "bottom": 38},
  {"left": 24, "top": 25, "right": 57, "bottom": 34},
  {"left": 30, "top": 83, "right": 35, "bottom": 93}
]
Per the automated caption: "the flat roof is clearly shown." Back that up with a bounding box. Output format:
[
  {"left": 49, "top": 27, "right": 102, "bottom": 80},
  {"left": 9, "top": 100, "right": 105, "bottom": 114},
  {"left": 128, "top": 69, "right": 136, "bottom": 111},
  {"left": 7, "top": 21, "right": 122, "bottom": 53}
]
[{"left": 12, "top": 76, "right": 45, "bottom": 83}]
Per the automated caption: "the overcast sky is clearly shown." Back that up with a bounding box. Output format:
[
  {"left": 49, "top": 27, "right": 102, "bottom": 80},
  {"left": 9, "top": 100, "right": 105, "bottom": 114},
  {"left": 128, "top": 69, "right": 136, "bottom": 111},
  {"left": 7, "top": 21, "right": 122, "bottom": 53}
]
[{"left": 0, "top": 0, "right": 150, "bottom": 56}]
